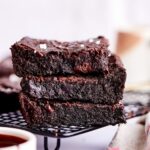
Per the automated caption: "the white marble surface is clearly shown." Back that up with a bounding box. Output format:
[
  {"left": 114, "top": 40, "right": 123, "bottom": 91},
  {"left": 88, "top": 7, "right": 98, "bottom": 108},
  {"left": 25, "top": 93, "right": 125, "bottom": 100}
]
[
  {"left": 36, "top": 125, "right": 118, "bottom": 150},
  {"left": 34, "top": 118, "right": 144, "bottom": 150}
]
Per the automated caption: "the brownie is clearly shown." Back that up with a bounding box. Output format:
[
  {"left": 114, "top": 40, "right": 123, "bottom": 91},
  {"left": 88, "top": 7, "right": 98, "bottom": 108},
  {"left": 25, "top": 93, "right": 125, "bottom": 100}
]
[
  {"left": 19, "top": 92, "right": 126, "bottom": 127},
  {"left": 20, "top": 54, "right": 126, "bottom": 104},
  {"left": 11, "top": 36, "right": 109, "bottom": 77},
  {"left": 0, "top": 75, "right": 21, "bottom": 113},
  {"left": 0, "top": 57, "right": 14, "bottom": 77}
]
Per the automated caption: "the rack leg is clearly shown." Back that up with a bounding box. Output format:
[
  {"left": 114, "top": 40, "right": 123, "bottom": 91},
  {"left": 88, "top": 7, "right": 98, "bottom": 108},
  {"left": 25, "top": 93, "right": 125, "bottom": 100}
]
[
  {"left": 44, "top": 136, "right": 49, "bottom": 150},
  {"left": 54, "top": 138, "right": 61, "bottom": 150}
]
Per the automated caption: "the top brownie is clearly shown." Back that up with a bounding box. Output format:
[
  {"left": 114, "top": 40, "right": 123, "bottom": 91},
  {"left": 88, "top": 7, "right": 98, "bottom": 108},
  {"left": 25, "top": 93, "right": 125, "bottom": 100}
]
[{"left": 11, "top": 36, "right": 109, "bottom": 77}]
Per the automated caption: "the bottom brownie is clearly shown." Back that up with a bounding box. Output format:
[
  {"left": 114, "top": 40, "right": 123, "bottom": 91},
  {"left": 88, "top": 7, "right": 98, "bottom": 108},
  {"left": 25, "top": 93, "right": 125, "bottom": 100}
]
[{"left": 19, "top": 92, "right": 126, "bottom": 127}]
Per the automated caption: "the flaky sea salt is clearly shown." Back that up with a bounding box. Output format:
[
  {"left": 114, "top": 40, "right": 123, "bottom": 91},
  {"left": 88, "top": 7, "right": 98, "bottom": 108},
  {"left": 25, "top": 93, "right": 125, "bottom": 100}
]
[
  {"left": 40, "top": 43, "right": 47, "bottom": 50},
  {"left": 89, "top": 39, "right": 94, "bottom": 43},
  {"left": 80, "top": 44, "right": 85, "bottom": 48},
  {"left": 96, "top": 40, "right": 101, "bottom": 44}
]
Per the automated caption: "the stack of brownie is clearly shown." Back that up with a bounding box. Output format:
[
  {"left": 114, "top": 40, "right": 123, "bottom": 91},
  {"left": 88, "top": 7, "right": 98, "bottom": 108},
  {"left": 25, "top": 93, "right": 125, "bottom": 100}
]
[
  {"left": 11, "top": 36, "right": 126, "bottom": 127},
  {"left": 0, "top": 57, "right": 20, "bottom": 113}
]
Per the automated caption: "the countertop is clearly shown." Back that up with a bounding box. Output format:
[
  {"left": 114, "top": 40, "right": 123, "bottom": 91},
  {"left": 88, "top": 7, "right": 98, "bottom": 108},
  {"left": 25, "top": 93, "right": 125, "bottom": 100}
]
[{"left": 36, "top": 125, "right": 118, "bottom": 150}]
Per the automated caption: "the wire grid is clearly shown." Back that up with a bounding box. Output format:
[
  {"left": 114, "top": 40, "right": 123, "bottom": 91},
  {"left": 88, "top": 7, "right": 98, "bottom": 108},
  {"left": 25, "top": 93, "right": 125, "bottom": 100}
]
[{"left": 0, "top": 111, "right": 99, "bottom": 138}]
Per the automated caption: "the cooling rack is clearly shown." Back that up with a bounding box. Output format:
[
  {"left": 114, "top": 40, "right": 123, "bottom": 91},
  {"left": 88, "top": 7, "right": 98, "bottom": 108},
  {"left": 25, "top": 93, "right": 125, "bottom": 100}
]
[{"left": 0, "top": 104, "right": 149, "bottom": 150}]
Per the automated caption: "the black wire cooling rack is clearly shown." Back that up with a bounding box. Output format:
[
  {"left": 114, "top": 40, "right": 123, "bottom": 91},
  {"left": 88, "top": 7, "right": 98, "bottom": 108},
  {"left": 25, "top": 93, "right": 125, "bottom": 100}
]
[
  {"left": 0, "top": 111, "right": 100, "bottom": 150},
  {"left": 0, "top": 104, "right": 149, "bottom": 150},
  {"left": 0, "top": 111, "right": 100, "bottom": 138}
]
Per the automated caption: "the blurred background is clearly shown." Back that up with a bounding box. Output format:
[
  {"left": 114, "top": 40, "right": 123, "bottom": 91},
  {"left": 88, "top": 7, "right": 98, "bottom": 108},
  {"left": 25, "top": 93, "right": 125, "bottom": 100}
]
[{"left": 1, "top": 0, "right": 150, "bottom": 85}]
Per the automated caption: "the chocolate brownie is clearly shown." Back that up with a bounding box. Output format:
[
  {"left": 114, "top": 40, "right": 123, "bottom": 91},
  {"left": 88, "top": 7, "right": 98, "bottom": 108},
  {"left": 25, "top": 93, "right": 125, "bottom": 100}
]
[
  {"left": 11, "top": 36, "right": 109, "bottom": 77},
  {"left": 0, "top": 75, "right": 21, "bottom": 113},
  {"left": 0, "top": 57, "right": 14, "bottom": 77},
  {"left": 20, "top": 54, "right": 126, "bottom": 104},
  {"left": 19, "top": 92, "right": 126, "bottom": 127}
]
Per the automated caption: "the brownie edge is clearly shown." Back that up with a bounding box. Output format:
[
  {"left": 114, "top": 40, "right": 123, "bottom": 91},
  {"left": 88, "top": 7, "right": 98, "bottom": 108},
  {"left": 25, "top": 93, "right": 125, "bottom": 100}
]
[{"left": 19, "top": 92, "right": 126, "bottom": 127}]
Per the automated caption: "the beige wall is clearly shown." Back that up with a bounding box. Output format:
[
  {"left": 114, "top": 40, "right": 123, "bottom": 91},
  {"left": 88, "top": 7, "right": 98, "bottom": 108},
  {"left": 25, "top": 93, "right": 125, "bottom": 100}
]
[{"left": 0, "top": 0, "right": 150, "bottom": 59}]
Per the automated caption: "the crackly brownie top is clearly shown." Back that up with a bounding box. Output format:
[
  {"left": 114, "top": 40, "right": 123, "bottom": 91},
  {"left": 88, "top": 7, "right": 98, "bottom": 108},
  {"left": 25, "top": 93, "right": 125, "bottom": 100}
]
[{"left": 13, "top": 36, "right": 109, "bottom": 54}]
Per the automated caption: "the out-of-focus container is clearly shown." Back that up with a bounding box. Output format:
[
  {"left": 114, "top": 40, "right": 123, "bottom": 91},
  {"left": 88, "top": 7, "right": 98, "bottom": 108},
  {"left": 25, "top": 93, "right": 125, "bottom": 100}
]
[{"left": 116, "top": 26, "right": 150, "bottom": 86}]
